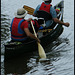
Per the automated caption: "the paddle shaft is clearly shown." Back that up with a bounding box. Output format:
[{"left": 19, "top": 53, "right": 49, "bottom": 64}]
[
  {"left": 30, "top": 21, "right": 46, "bottom": 59},
  {"left": 30, "top": 21, "right": 37, "bottom": 37}
]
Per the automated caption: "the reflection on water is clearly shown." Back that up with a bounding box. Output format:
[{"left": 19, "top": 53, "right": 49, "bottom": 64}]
[
  {"left": 4, "top": 37, "right": 71, "bottom": 75},
  {"left": 1, "top": 13, "right": 74, "bottom": 75},
  {"left": 4, "top": 53, "right": 32, "bottom": 74}
]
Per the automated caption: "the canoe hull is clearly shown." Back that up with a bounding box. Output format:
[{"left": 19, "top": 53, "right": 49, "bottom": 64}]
[
  {"left": 4, "top": 24, "right": 63, "bottom": 60},
  {"left": 4, "top": 0, "right": 64, "bottom": 61}
]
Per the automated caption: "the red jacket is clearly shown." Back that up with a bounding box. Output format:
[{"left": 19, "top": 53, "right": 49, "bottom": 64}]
[
  {"left": 39, "top": 2, "right": 52, "bottom": 13},
  {"left": 10, "top": 18, "right": 28, "bottom": 41}
]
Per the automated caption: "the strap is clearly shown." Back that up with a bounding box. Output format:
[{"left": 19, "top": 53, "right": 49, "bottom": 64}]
[
  {"left": 18, "top": 19, "right": 25, "bottom": 34},
  {"left": 11, "top": 34, "right": 25, "bottom": 38},
  {"left": 11, "top": 37, "right": 27, "bottom": 41}
]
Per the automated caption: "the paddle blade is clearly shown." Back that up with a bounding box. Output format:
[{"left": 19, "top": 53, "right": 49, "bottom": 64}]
[
  {"left": 23, "top": 5, "right": 35, "bottom": 15},
  {"left": 38, "top": 43, "right": 46, "bottom": 59}
]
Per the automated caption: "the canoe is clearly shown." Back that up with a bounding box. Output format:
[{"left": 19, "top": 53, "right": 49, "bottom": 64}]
[{"left": 4, "top": 0, "right": 64, "bottom": 60}]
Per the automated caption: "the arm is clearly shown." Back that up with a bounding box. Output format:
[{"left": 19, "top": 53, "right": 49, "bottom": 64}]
[
  {"left": 53, "top": 18, "right": 70, "bottom": 27},
  {"left": 50, "top": 7, "right": 70, "bottom": 27},
  {"left": 24, "top": 28, "right": 40, "bottom": 43},
  {"left": 33, "top": 4, "right": 41, "bottom": 16}
]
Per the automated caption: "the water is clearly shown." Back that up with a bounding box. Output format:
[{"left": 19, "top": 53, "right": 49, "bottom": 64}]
[{"left": 1, "top": 0, "right": 74, "bottom": 75}]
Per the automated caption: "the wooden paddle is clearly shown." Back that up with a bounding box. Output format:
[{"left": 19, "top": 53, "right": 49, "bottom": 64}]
[
  {"left": 30, "top": 21, "right": 46, "bottom": 59},
  {"left": 23, "top": 5, "right": 35, "bottom": 15},
  {"left": 38, "top": 29, "right": 52, "bottom": 32}
]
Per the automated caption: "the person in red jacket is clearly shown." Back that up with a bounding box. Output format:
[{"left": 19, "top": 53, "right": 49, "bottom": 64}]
[
  {"left": 10, "top": 8, "right": 40, "bottom": 42},
  {"left": 33, "top": 0, "right": 70, "bottom": 28}
]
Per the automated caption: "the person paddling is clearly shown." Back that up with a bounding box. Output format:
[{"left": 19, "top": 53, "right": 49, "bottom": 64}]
[
  {"left": 10, "top": 8, "right": 40, "bottom": 43},
  {"left": 33, "top": 0, "right": 70, "bottom": 28}
]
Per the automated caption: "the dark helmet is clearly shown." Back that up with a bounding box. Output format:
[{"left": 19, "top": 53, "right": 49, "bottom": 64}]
[{"left": 43, "top": 0, "right": 52, "bottom": 3}]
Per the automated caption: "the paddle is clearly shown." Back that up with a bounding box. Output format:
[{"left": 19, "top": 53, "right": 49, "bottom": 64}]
[
  {"left": 38, "top": 29, "right": 52, "bottom": 32},
  {"left": 30, "top": 21, "right": 46, "bottom": 59},
  {"left": 23, "top": 5, "right": 35, "bottom": 15}
]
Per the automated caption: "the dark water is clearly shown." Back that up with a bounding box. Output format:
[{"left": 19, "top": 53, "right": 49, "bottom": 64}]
[{"left": 1, "top": 0, "right": 74, "bottom": 75}]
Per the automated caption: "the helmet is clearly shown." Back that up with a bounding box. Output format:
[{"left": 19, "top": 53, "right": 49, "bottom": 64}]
[
  {"left": 43, "top": 0, "right": 52, "bottom": 3},
  {"left": 56, "top": 7, "right": 60, "bottom": 11},
  {"left": 55, "top": 7, "right": 60, "bottom": 14}
]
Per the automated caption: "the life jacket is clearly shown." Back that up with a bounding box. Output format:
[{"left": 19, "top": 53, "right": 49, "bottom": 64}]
[
  {"left": 39, "top": 2, "right": 52, "bottom": 13},
  {"left": 10, "top": 18, "right": 27, "bottom": 41}
]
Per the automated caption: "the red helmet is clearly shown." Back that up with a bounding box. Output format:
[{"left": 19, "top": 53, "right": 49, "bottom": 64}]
[{"left": 55, "top": 7, "right": 60, "bottom": 12}]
